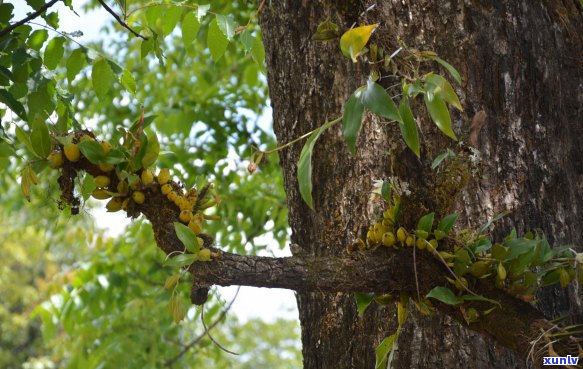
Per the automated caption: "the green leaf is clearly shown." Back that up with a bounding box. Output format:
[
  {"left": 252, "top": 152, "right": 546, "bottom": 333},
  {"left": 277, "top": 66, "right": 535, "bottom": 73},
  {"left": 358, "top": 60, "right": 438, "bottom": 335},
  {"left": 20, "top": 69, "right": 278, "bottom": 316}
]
[
  {"left": 30, "top": 116, "right": 51, "bottom": 158},
  {"left": 479, "top": 211, "right": 510, "bottom": 234},
  {"left": 339, "top": 24, "right": 378, "bottom": 62},
  {"left": 207, "top": 18, "right": 229, "bottom": 62},
  {"left": 77, "top": 141, "right": 105, "bottom": 163},
  {"left": 437, "top": 213, "right": 459, "bottom": 233},
  {"left": 239, "top": 29, "right": 254, "bottom": 53},
  {"left": 504, "top": 238, "right": 536, "bottom": 260},
  {"left": 27, "top": 29, "right": 49, "bottom": 51},
  {"left": 15, "top": 126, "right": 37, "bottom": 156},
  {"left": 164, "top": 253, "right": 197, "bottom": 268},
  {"left": 311, "top": 17, "right": 340, "bottom": 42},
  {"left": 354, "top": 292, "right": 374, "bottom": 317},
  {"left": 0, "top": 142, "right": 15, "bottom": 157},
  {"left": 162, "top": 6, "right": 182, "bottom": 36},
  {"left": 43, "top": 12, "right": 59, "bottom": 29},
  {"left": 195, "top": 4, "right": 210, "bottom": 21},
  {"left": 174, "top": 222, "right": 199, "bottom": 253},
  {"left": 375, "top": 334, "right": 397, "bottom": 369},
  {"left": 92, "top": 57, "right": 114, "bottom": 101},
  {"left": 216, "top": 14, "right": 237, "bottom": 41},
  {"left": 361, "top": 80, "right": 401, "bottom": 122},
  {"left": 398, "top": 97, "right": 420, "bottom": 157},
  {"left": 424, "top": 73, "right": 462, "bottom": 111},
  {"left": 146, "top": 6, "right": 163, "bottom": 29},
  {"left": 298, "top": 119, "right": 337, "bottom": 209},
  {"left": 44, "top": 36, "right": 65, "bottom": 70},
  {"left": 342, "top": 88, "right": 365, "bottom": 156},
  {"left": 28, "top": 82, "right": 55, "bottom": 119},
  {"left": 0, "top": 3, "right": 14, "bottom": 23},
  {"left": 0, "top": 89, "right": 27, "bottom": 120},
  {"left": 250, "top": 32, "right": 265, "bottom": 72},
  {"left": 431, "top": 148, "right": 455, "bottom": 169},
  {"left": 417, "top": 212, "right": 434, "bottom": 233},
  {"left": 428, "top": 55, "right": 462, "bottom": 84},
  {"left": 141, "top": 131, "right": 159, "bottom": 168},
  {"left": 120, "top": 69, "right": 137, "bottom": 95},
  {"left": 66, "top": 47, "right": 86, "bottom": 84},
  {"left": 424, "top": 93, "right": 457, "bottom": 140},
  {"left": 381, "top": 181, "right": 392, "bottom": 203},
  {"left": 181, "top": 12, "right": 201, "bottom": 48},
  {"left": 426, "top": 286, "right": 463, "bottom": 305}
]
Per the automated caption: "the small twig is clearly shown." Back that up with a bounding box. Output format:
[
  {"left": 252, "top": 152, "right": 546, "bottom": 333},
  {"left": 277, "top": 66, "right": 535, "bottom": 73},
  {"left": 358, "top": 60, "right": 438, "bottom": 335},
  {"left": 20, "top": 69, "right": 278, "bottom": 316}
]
[
  {"left": 263, "top": 116, "right": 342, "bottom": 155},
  {"left": 96, "top": 0, "right": 148, "bottom": 40},
  {"left": 164, "top": 287, "right": 240, "bottom": 367},
  {"left": 200, "top": 299, "right": 240, "bottom": 356},
  {"left": 0, "top": 0, "right": 61, "bottom": 38}
]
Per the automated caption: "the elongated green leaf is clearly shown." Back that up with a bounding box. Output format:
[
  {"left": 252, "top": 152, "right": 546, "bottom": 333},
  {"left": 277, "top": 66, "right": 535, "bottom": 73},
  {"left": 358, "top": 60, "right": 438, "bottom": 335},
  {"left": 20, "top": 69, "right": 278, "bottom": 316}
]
[
  {"left": 207, "top": 18, "right": 229, "bottom": 62},
  {"left": 44, "top": 36, "right": 65, "bottom": 70},
  {"left": 174, "top": 222, "right": 199, "bottom": 252},
  {"left": 142, "top": 131, "right": 159, "bottom": 167},
  {"left": 298, "top": 120, "right": 337, "bottom": 209},
  {"left": 342, "top": 88, "right": 365, "bottom": 156},
  {"left": 66, "top": 47, "right": 86, "bottom": 84},
  {"left": 431, "top": 148, "right": 455, "bottom": 169},
  {"left": 250, "top": 32, "right": 265, "bottom": 72},
  {"left": 182, "top": 12, "right": 201, "bottom": 48},
  {"left": 121, "top": 68, "right": 136, "bottom": 95},
  {"left": 92, "top": 57, "right": 114, "bottom": 101},
  {"left": 162, "top": 6, "right": 182, "bottom": 36},
  {"left": 424, "top": 93, "right": 457, "bottom": 140},
  {"left": 361, "top": 80, "right": 401, "bottom": 122},
  {"left": 428, "top": 55, "right": 462, "bottom": 84},
  {"left": 354, "top": 292, "right": 374, "bottom": 317},
  {"left": 417, "top": 212, "right": 435, "bottom": 233},
  {"left": 0, "top": 89, "right": 27, "bottom": 120},
  {"left": 426, "top": 286, "right": 463, "bottom": 305},
  {"left": 424, "top": 73, "right": 462, "bottom": 111},
  {"left": 375, "top": 334, "right": 397, "bottom": 369},
  {"left": 437, "top": 213, "right": 459, "bottom": 233},
  {"left": 398, "top": 97, "right": 420, "bottom": 157},
  {"left": 339, "top": 24, "right": 378, "bottom": 62},
  {"left": 78, "top": 141, "right": 105, "bottom": 163},
  {"left": 216, "top": 14, "right": 237, "bottom": 41},
  {"left": 30, "top": 116, "right": 51, "bottom": 158},
  {"left": 164, "top": 253, "right": 197, "bottom": 268}
]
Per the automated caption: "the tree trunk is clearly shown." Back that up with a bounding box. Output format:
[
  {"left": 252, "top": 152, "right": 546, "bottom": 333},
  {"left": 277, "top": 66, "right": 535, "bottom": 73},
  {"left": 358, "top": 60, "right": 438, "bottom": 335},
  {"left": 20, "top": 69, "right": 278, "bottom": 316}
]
[{"left": 259, "top": 1, "right": 582, "bottom": 368}]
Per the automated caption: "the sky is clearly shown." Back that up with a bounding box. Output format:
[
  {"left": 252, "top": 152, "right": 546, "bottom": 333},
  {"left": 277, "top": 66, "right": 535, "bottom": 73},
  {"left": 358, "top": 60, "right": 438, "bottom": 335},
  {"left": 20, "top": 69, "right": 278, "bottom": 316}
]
[{"left": 10, "top": 0, "right": 299, "bottom": 323}]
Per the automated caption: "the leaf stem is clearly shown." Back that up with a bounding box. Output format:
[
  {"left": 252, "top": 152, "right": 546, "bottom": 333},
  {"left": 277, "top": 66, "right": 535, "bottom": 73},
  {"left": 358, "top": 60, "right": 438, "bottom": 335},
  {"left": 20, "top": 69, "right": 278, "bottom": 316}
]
[{"left": 264, "top": 116, "right": 342, "bottom": 155}]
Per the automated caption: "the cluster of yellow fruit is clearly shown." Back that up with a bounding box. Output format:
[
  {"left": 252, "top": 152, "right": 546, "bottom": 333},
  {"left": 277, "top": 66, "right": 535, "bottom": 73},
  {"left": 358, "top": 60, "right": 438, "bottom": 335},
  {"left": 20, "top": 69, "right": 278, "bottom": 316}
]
[{"left": 364, "top": 210, "right": 439, "bottom": 252}]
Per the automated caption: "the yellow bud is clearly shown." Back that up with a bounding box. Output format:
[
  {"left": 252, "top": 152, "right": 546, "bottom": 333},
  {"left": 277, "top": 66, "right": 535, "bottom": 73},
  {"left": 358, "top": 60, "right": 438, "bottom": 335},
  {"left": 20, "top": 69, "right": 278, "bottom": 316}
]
[
  {"left": 117, "top": 180, "right": 129, "bottom": 195},
  {"left": 382, "top": 232, "right": 396, "bottom": 247},
  {"left": 188, "top": 219, "right": 203, "bottom": 234},
  {"left": 373, "top": 223, "right": 383, "bottom": 243},
  {"left": 427, "top": 239, "right": 438, "bottom": 252},
  {"left": 559, "top": 268, "right": 571, "bottom": 288},
  {"left": 406, "top": 235, "right": 415, "bottom": 247},
  {"left": 497, "top": 263, "right": 507, "bottom": 280},
  {"left": 92, "top": 189, "right": 111, "bottom": 200},
  {"left": 397, "top": 227, "right": 407, "bottom": 243},
  {"left": 64, "top": 143, "right": 81, "bottom": 162},
  {"left": 121, "top": 198, "right": 129, "bottom": 210},
  {"left": 48, "top": 152, "right": 64, "bottom": 169},
  {"left": 141, "top": 169, "right": 154, "bottom": 186},
  {"left": 100, "top": 141, "right": 112, "bottom": 155},
  {"left": 161, "top": 184, "right": 172, "bottom": 195},
  {"left": 179, "top": 209, "right": 192, "bottom": 224},
  {"left": 79, "top": 134, "right": 94, "bottom": 142},
  {"left": 94, "top": 175, "right": 111, "bottom": 188},
  {"left": 197, "top": 248, "right": 211, "bottom": 261},
  {"left": 167, "top": 191, "right": 179, "bottom": 202},
  {"left": 158, "top": 168, "right": 170, "bottom": 185},
  {"left": 416, "top": 238, "right": 426, "bottom": 250},
  {"left": 132, "top": 191, "right": 145, "bottom": 204}
]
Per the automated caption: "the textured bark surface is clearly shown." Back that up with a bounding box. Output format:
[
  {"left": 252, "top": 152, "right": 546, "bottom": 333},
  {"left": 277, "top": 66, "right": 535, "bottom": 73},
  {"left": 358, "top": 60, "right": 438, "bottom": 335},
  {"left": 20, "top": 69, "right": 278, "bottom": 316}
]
[{"left": 258, "top": 1, "right": 583, "bottom": 369}]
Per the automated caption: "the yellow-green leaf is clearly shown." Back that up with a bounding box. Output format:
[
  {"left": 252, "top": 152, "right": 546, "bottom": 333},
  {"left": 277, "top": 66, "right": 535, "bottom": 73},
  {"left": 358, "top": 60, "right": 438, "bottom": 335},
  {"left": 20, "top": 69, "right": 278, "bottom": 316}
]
[
  {"left": 141, "top": 131, "right": 159, "bottom": 168},
  {"left": 181, "top": 11, "right": 201, "bottom": 49},
  {"left": 164, "top": 274, "right": 180, "bottom": 290},
  {"left": 207, "top": 18, "right": 229, "bottom": 62},
  {"left": 424, "top": 93, "right": 457, "bottom": 140},
  {"left": 30, "top": 115, "right": 51, "bottom": 158},
  {"left": 424, "top": 73, "right": 462, "bottom": 111},
  {"left": 92, "top": 57, "right": 114, "bottom": 101},
  {"left": 339, "top": 24, "right": 378, "bottom": 62},
  {"left": 44, "top": 36, "right": 65, "bottom": 70},
  {"left": 312, "top": 17, "right": 340, "bottom": 42},
  {"left": 168, "top": 295, "right": 186, "bottom": 323}
]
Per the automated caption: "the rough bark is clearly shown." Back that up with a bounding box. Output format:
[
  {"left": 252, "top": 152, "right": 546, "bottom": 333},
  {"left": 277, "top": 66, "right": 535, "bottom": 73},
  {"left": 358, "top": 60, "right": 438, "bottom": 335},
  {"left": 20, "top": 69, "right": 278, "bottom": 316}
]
[{"left": 258, "top": 1, "right": 583, "bottom": 369}]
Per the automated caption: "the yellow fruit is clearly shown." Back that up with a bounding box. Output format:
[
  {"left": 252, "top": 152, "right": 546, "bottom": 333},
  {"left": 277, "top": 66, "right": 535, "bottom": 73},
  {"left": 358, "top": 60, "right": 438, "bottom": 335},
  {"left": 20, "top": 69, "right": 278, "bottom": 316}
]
[
  {"left": 117, "top": 180, "right": 129, "bottom": 195},
  {"left": 99, "top": 163, "right": 114, "bottom": 172},
  {"left": 158, "top": 168, "right": 170, "bottom": 185},
  {"left": 141, "top": 169, "right": 154, "bottom": 186},
  {"left": 406, "top": 235, "right": 415, "bottom": 247},
  {"left": 106, "top": 197, "right": 123, "bottom": 212},
  {"left": 416, "top": 238, "right": 426, "bottom": 250},
  {"left": 188, "top": 219, "right": 203, "bottom": 234},
  {"left": 397, "top": 227, "right": 407, "bottom": 243},
  {"left": 197, "top": 248, "right": 211, "bottom": 261},
  {"left": 132, "top": 191, "right": 145, "bottom": 204},
  {"left": 64, "top": 143, "right": 81, "bottom": 162},
  {"left": 497, "top": 263, "right": 507, "bottom": 280},
  {"left": 79, "top": 134, "right": 94, "bottom": 142},
  {"left": 94, "top": 175, "right": 111, "bottom": 188},
  {"left": 167, "top": 191, "right": 179, "bottom": 202},
  {"left": 48, "top": 152, "right": 64, "bottom": 169},
  {"left": 161, "top": 184, "right": 172, "bottom": 195},
  {"left": 382, "top": 232, "right": 396, "bottom": 247},
  {"left": 179, "top": 209, "right": 192, "bottom": 223},
  {"left": 100, "top": 141, "right": 112, "bottom": 155},
  {"left": 92, "top": 189, "right": 111, "bottom": 200}
]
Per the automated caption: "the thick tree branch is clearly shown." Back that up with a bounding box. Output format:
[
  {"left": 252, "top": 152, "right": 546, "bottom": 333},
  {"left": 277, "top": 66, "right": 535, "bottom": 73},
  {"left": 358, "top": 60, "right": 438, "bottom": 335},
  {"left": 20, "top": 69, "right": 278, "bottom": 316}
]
[{"left": 0, "top": 0, "right": 60, "bottom": 38}]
